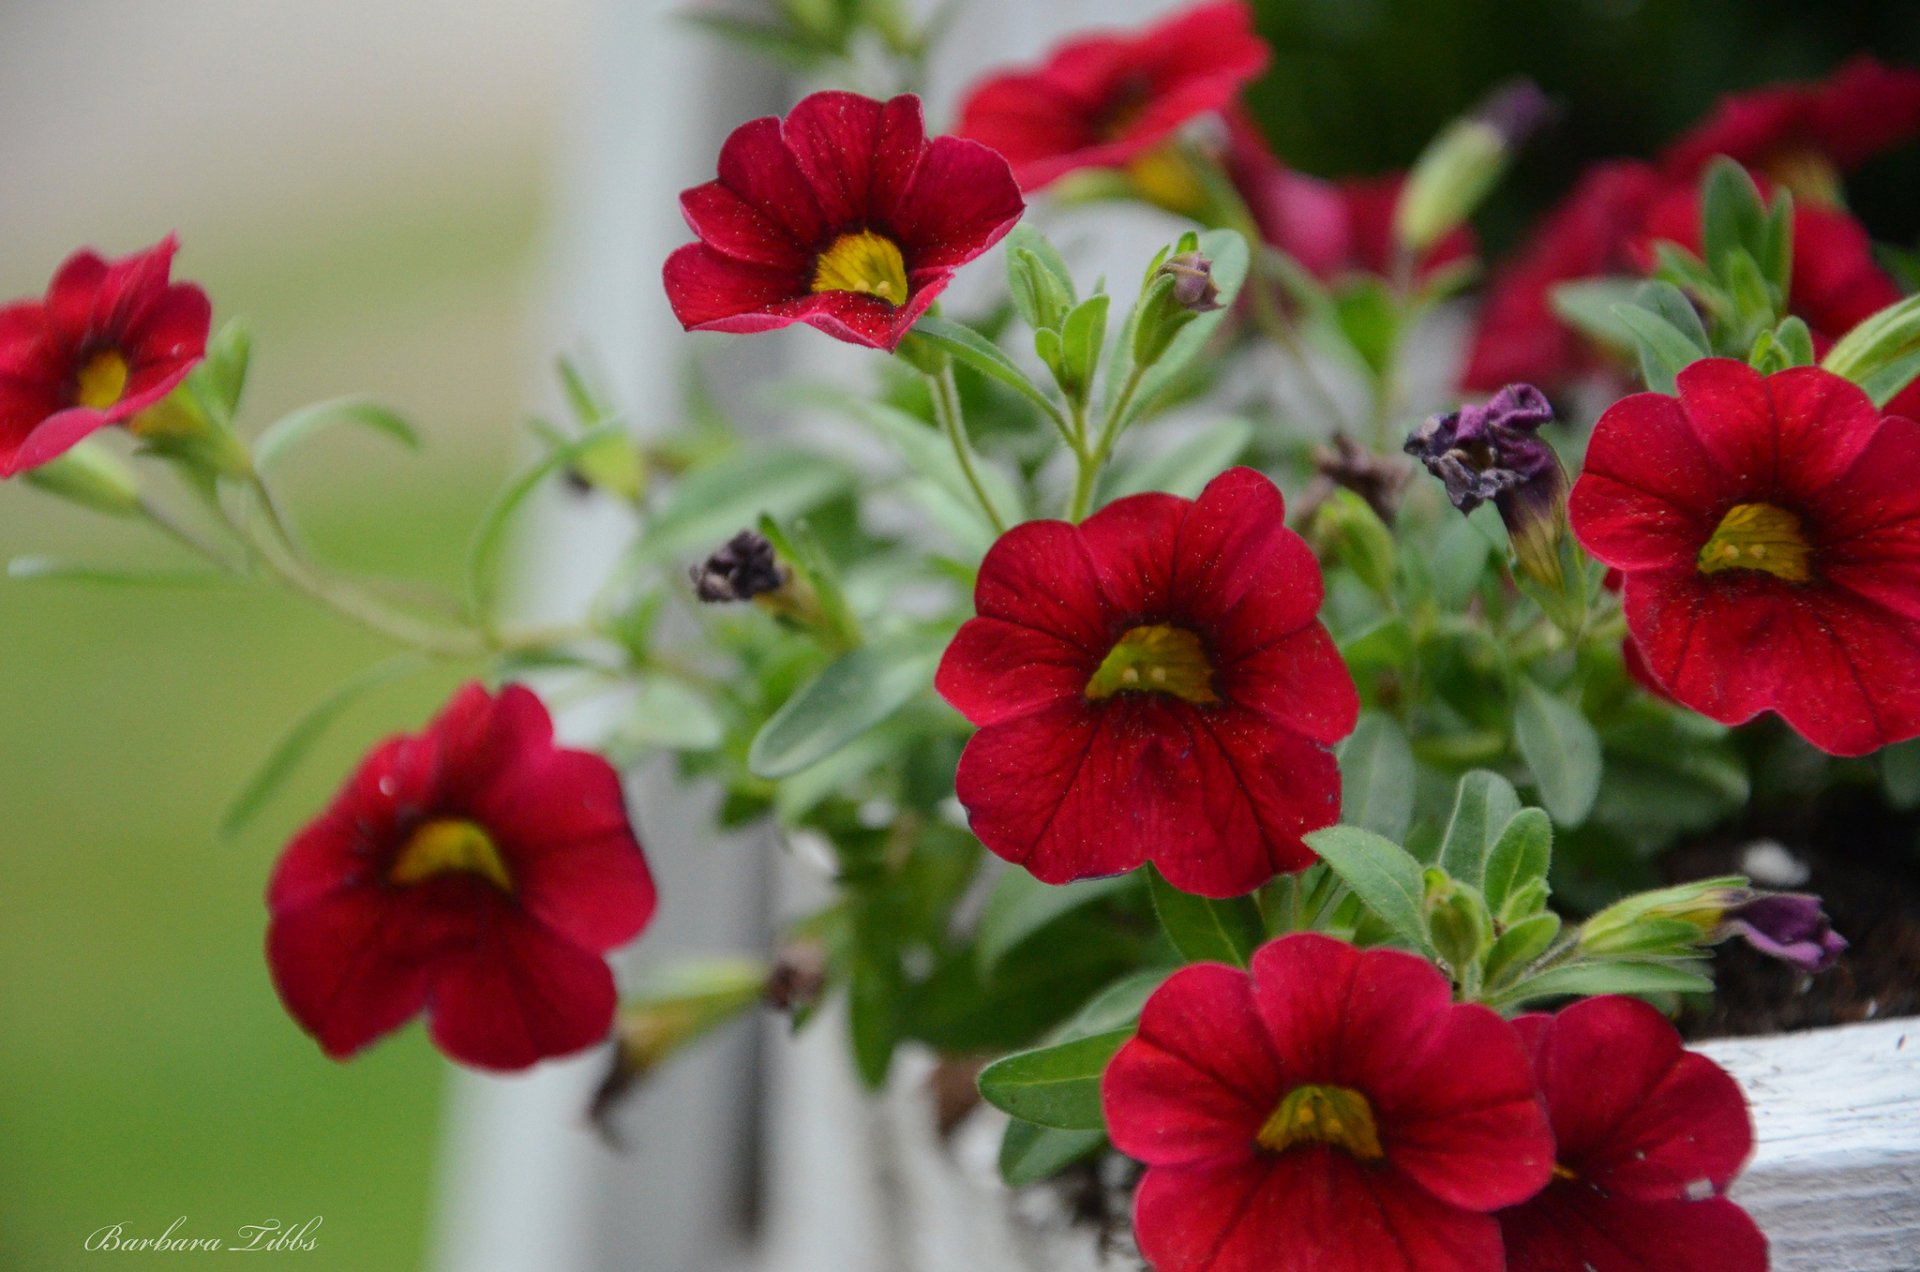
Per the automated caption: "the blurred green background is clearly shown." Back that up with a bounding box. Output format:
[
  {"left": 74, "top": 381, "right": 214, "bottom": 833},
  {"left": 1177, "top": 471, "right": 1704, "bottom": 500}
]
[{"left": 2, "top": 0, "right": 1916, "bottom": 1269}]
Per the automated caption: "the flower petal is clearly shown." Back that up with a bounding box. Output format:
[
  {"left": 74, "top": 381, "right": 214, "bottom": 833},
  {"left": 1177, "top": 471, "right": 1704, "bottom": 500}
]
[
  {"left": 1570, "top": 389, "right": 1729, "bottom": 572},
  {"left": 1215, "top": 622, "right": 1358, "bottom": 746},
  {"left": 1501, "top": 1186, "right": 1768, "bottom": 1272},
  {"left": 679, "top": 181, "right": 813, "bottom": 269},
  {"left": 662, "top": 242, "right": 808, "bottom": 332},
  {"left": 425, "top": 911, "right": 618, "bottom": 1071},
  {"left": 266, "top": 886, "right": 436, "bottom": 1061},
  {"left": 782, "top": 91, "right": 925, "bottom": 231},
  {"left": 889, "top": 135, "right": 1025, "bottom": 270},
  {"left": 935, "top": 616, "right": 1091, "bottom": 727},
  {"left": 1618, "top": 567, "right": 1782, "bottom": 729},
  {"left": 970, "top": 517, "right": 1113, "bottom": 654},
  {"left": 713, "top": 115, "right": 829, "bottom": 250}
]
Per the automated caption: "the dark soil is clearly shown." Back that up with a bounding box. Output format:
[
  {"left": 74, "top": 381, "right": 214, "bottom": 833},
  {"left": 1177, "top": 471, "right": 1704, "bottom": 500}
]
[{"left": 1664, "top": 787, "right": 1920, "bottom": 1040}]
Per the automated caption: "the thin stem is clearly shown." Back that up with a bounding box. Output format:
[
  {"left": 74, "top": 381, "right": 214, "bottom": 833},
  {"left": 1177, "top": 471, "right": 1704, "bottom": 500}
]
[
  {"left": 928, "top": 365, "right": 1006, "bottom": 535},
  {"left": 137, "top": 494, "right": 242, "bottom": 570},
  {"left": 1068, "top": 362, "right": 1148, "bottom": 522}
]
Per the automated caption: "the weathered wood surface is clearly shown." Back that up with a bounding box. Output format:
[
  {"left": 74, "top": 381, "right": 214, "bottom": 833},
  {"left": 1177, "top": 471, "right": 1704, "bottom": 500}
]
[{"left": 878, "top": 1017, "right": 1920, "bottom": 1272}]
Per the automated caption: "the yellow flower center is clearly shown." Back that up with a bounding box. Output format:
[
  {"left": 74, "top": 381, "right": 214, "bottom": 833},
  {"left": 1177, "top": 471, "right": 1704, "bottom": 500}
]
[
  {"left": 1765, "top": 148, "right": 1843, "bottom": 208},
  {"left": 812, "top": 230, "right": 909, "bottom": 306},
  {"left": 1084, "top": 624, "right": 1220, "bottom": 705},
  {"left": 389, "top": 818, "right": 513, "bottom": 893},
  {"left": 1697, "top": 502, "right": 1813, "bottom": 584},
  {"left": 1256, "top": 1084, "right": 1385, "bottom": 1161},
  {"left": 74, "top": 349, "right": 130, "bottom": 410}
]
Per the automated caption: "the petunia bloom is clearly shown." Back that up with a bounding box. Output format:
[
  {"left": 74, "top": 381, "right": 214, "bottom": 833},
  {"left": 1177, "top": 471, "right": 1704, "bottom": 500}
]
[
  {"left": 955, "top": 2, "right": 1270, "bottom": 192},
  {"left": 0, "top": 235, "right": 211, "bottom": 478},
  {"left": 1104, "top": 934, "right": 1554, "bottom": 1272},
  {"left": 936, "top": 468, "right": 1357, "bottom": 898},
  {"left": 1569, "top": 359, "right": 1920, "bottom": 756},
  {"left": 1498, "top": 996, "right": 1766, "bottom": 1272},
  {"left": 1660, "top": 56, "right": 1920, "bottom": 199},
  {"left": 1717, "top": 891, "right": 1848, "bottom": 973},
  {"left": 266, "top": 683, "right": 658, "bottom": 1070},
  {"left": 663, "top": 91, "right": 1023, "bottom": 351}
]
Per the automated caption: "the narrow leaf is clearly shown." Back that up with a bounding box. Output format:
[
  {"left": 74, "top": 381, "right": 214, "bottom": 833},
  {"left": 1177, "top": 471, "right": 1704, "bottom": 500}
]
[
  {"left": 466, "top": 422, "right": 626, "bottom": 622},
  {"left": 1513, "top": 679, "right": 1603, "bottom": 825},
  {"left": 634, "top": 445, "right": 851, "bottom": 564},
  {"left": 1437, "top": 770, "right": 1523, "bottom": 884},
  {"left": 255, "top": 397, "right": 421, "bottom": 471},
  {"left": 747, "top": 639, "right": 940, "bottom": 778},
  {"left": 1482, "top": 808, "right": 1553, "bottom": 918},
  {"left": 977, "top": 870, "right": 1138, "bottom": 976},
  {"left": 909, "top": 314, "right": 1066, "bottom": 423},
  {"left": 1499, "top": 960, "right": 1713, "bottom": 1008},
  {"left": 1145, "top": 865, "right": 1261, "bottom": 968},
  {"left": 8, "top": 557, "right": 236, "bottom": 589},
  {"left": 1301, "top": 825, "right": 1430, "bottom": 952},
  {"left": 1336, "top": 712, "right": 1416, "bottom": 843},
  {"left": 999, "top": 1120, "right": 1107, "bottom": 1187},
  {"left": 977, "top": 1028, "right": 1131, "bottom": 1130}
]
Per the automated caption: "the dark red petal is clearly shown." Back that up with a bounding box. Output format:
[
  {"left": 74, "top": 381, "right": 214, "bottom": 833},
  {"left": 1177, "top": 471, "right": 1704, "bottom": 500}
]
[
  {"left": 265, "top": 743, "right": 406, "bottom": 914},
  {"left": 425, "top": 911, "right": 618, "bottom": 1070},
  {"left": 712, "top": 115, "right": 829, "bottom": 250},
  {"left": 1103, "top": 963, "right": 1282, "bottom": 1167},
  {"left": 776, "top": 283, "right": 939, "bottom": 351},
  {"left": 1174, "top": 469, "right": 1325, "bottom": 646},
  {"left": 889, "top": 135, "right": 1025, "bottom": 270},
  {"left": 1534, "top": 996, "right": 1753, "bottom": 1197},
  {"left": 1789, "top": 203, "right": 1902, "bottom": 339},
  {"left": 1135, "top": 1151, "right": 1504, "bottom": 1272},
  {"left": 43, "top": 248, "right": 111, "bottom": 341},
  {"left": 1618, "top": 568, "right": 1781, "bottom": 729},
  {"left": 934, "top": 615, "right": 1092, "bottom": 727},
  {"left": 1569, "top": 392, "right": 1727, "bottom": 572},
  {"left": 782, "top": 91, "right": 926, "bottom": 231},
  {"left": 476, "top": 749, "right": 657, "bottom": 953},
  {"left": 662, "top": 242, "right": 807, "bottom": 332},
  {"left": 679, "top": 181, "right": 813, "bottom": 270},
  {"left": 1672, "top": 358, "right": 1778, "bottom": 491},
  {"left": 266, "top": 886, "right": 435, "bottom": 1060},
  {"left": 1216, "top": 624, "right": 1358, "bottom": 745},
  {"left": 1807, "top": 56, "right": 1920, "bottom": 170},
  {"left": 954, "top": 71, "right": 1105, "bottom": 191},
  {"left": 954, "top": 698, "right": 1168, "bottom": 885},
  {"left": 1766, "top": 591, "right": 1920, "bottom": 755},
  {"left": 1077, "top": 489, "right": 1186, "bottom": 620},
  {"left": 970, "top": 517, "right": 1113, "bottom": 655},
  {"left": 1501, "top": 1186, "right": 1768, "bottom": 1272},
  {"left": 1766, "top": 363, "right": 1882, "bottom": 498},
  {"left": 0, "top": 405, "right": 114, "bottom": 477},
  {"left": 1812, "top": 412, "right": 1920, "bottom": 622}
]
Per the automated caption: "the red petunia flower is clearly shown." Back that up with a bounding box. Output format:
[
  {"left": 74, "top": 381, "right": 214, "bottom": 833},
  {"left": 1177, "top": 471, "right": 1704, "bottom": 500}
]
[
  {"left": 1460, "top": 161, "right": 1663, "bottom": 392},
  {"left": 266, "top": 683, "right": 658, "bottom": 1070},
  {"left": 0, "top": 235, "right": 210, "bottom": 478},
  {"left": 1104, "top": 934, "right": 1555, "bottom": 1272},
  {"left": 1660, "top": 55, "right": 1920, "bottom": 195},
  {"left": 935, "top": 468, "right": 1357, "bottom": 898},
  {"left": 1570, "top": 359, "right": 1920, "bottom": 756},
  {"left": 1498, "top": 995, "right": 1766, "bottom": 1272},
  {"left": 663, "top": 91, "right": 1023, "bottom": 352},
  {"left": 955, "top": 2, "right": 1270, "bottom": 192}
]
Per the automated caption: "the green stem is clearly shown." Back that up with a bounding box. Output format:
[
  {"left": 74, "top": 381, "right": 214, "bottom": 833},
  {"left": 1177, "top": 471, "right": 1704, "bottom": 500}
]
[
  {"left": 136, "top": 495, "right": 242, "bottom": 569},
  {"left": 928, "top": 365, "right": 1006, "bottom": 534}
]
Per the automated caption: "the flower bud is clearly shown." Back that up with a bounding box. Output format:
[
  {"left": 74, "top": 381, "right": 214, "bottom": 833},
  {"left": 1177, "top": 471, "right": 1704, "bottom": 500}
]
[
  {"left": 764, "top": 939, "right": 830, "bottom": 1019},
  {"left": 1424, "top": 870, "right": 1494, "bottom": 974},
  {"left": 1578, "top": 879, "right": 1846, "bottom": 973},
  {"left": 1158, "top": 251, "right": 1223, "bottom": 314},
  {"left": 1405, "top": 383, "right": 1569, "bottom": 590},
  {"left": 1395, "top": 79, "right": 1552, "bottom": 256},
  {"left": 20, "top": 440, "right": 141, "bottom": 517}
]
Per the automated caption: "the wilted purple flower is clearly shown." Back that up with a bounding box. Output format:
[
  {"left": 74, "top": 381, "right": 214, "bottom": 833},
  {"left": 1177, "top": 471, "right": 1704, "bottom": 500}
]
[
  {"left": 691, "top": 529, "right": 788, "bottom": 602},
  {"left": 1157, "top": 251, "right": 1222, "bottom": 313},
  {"left": 1719, "top": 892, "right": 1848, "bottom": 973},
  {"left": 1406, "top": 383, "right": 1569, "bottom": 586},
  {"left": 1474, "top": 79, "right": 1556, "bottom": 151}
]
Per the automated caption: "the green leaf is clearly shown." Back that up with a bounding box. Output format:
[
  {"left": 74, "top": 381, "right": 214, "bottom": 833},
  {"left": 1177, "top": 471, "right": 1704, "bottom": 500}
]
[
  {"left": 1103, "top": 418, "right": 1254, "bottom": 500},
  {"left": 908, "top": 315, "right": 1066, "bottom": 423},
  {"left": 199, "top": 319, "right": 253, "bottom": 420},
  {"left": 622, "top": 677, "right": 725, "bottom": 751},
  {"left": 634, "top": 446, "right": 851, "bottom": 564},
  {"left": 1058, "top": 293, "right": 1111, "bottom": 396},
  {"left": 1052, "top": 969, "right": 1172, "bottom": 1041},
  {"left": 747, "top": 639, "right": 941, "bottom": 778},
  {"left": 848, "top": 947, "right": 903, "bottom": 1089},
  {"left": 1700, "top": 158, "right": 1769, "bottom": 274},
  {"left": 999, "top": 1120, "right": 1107, "bottom": 1187},
  {"left": 1483, "top": 912, "right": 1562, "bottom": 988},
  {"left": 1004, "top": 225, "right": 1077, "bottom": 325},
  {"left": 976, "top": 1028, "right": 1131, "bottom": 1130},
  {"left": 1332, "top": 279, "right": 1400, "bottom": 382},
  {"left": 465, "top": 422, "right": 626, "bottom": 622},
  {"left": 1437, "top": 771, "right": 1522, "bottom": 885},
  {"left": 1548, "top": 278, "right": 1644, "bottom": 350},
  {"left": 1514, "top": 679, "right": 1603, "bottom": 825},
  {"left": 1773, "top": 316, "right": 1816, "bottom": 367},
  {"left": 1301, "top": 825, "right": 1430, "bottom": 952},
  {"left": 1611, "top": 300, "right": 1708, "bottom": 395},
  {"left": 1482, "top": 808, "right": 1553, "bottom": 919},
  {"left": 254, "top": 397, "right": 422, "bottom": 471},
  {"left": 1636, "top": 280, "right": 1711, "bottom": 352},
  {"left": 7, "top": 557, "right": 236, "bottom": 588},
  {"left": 219, "top": 652, "right": 431, "bottom": 840},
  {"left": 815, "top": 394, "right": 1021, "bottom": 540},
  {"left": 1337, "top": 712, "right": 1416, "bottom": 843},
  {"left": 977, "top": 869, "right": 1138, "bottom": 976},
  {"left": 1498, "top": 959, "right": 1712, "bottom": 1008},
  {"left": 1882, "top": 739, "right": 1920, "bottom": 810},
  {"left": 679, "top": 14, "right": 832, "bottom": 68},
  {"left": 1145, "top": 865, "right": 1261, "bottom": 968}
]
